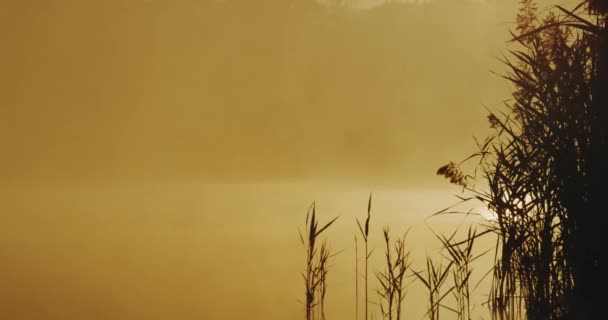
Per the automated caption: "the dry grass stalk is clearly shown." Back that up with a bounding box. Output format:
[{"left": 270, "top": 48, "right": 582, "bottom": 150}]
[
  {"left": 299, "top": 202, "right": 338, "bottom": 320},
  {"left": 413, "top": 257, "right": 454, "bottom": 320},
  {"left": 376, "top": 227, "right": 411, "bottom": 320},
  {"left": 356, "top": 193, "right": 373, "bottom": 320},
  {"left": 434, "top": 227, "right": 489, "bottom": 320},
  {"left": 437, "top": 1, "right": 604, "bottom": 318}
]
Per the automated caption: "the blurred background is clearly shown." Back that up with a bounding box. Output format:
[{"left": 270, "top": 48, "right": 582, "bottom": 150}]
[{"left": 0, "top": 0, "right": 519, "bottom": 319}]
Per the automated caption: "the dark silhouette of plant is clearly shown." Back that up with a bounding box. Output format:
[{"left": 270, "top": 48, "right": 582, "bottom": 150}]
[
  {"left": 413, "top": 257, "right": 454, "bottom": 320},
  {"left": 375, "top": 227, "right": 412, "bottom": 320},
  {"left": 570, "top": 2, "right": 608, "bottom": 319},
  {"left": 438, "top": 1, "right": 608, "bottom": 319},
  {"left": 299, "top": 202, "right": 338, "bottom": 320},
  {"left": 436, "top": 162, "right": 469, "bottom": 188},
  {"left": 356, "top": 193, "right": 373, "bottom": 320},
  {"left": 434, "top": 227, "right": 490, "bottom": 320}
]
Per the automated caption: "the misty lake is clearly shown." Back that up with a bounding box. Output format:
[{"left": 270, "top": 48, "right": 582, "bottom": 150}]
[{"left": 0, "top": 182, "right": 494, "bottom": 319}]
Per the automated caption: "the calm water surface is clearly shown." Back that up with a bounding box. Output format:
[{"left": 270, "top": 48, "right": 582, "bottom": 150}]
[{"left": 0, "top": 182, "right": 494, "bottom": 319}]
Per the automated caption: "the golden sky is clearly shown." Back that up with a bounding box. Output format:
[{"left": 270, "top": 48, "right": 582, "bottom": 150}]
[
  {"left": 0, "top": 0, "right": 523, "bottom": 319},
  {"left": 0, "top": 0, "right": 516, "bottom": 186}
]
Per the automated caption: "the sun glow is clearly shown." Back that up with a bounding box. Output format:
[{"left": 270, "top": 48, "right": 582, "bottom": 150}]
[{"left": 478, "top": 206, "right": 498, "bottom": 222}]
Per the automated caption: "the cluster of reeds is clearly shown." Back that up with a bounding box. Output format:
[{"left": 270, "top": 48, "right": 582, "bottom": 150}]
[
  {"left": 375, "top": 227, "right": 411, "bottom": 320},
  {"left": 299, "top": 202, "right": 338, "bottom": 320},
  {"left": 436, "top": 1, "right": 608, "bottom": 318},
  {"left": 298, "top": 196, "right": 374, "bottom": 320},
  {"left": 413, "top": 257, "right": 453, "bottom": 320},
  {"left": 299, "top": 196, "right": 494, "bottom": 320},
  {"left": 435, "top": 227, "right": 489, "bottom": 320},
  {"left": 485, "top": 3, "right": 594, "bottom": 319},
  {"left": 293, "top": 1, "right": 608, "bottom": 319}
]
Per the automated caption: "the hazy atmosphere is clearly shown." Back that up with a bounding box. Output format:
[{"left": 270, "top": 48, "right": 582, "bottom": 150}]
[
  {"left": 3, "top": 0, "right": 593, "bottom": 319},
  {"left": 0, "top": 0, "right": 517, "bottom": 185}
]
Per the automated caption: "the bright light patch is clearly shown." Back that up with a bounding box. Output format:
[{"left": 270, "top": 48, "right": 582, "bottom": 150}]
[{"left": 478, "top": 206, "right": 498, "bottom": 222}]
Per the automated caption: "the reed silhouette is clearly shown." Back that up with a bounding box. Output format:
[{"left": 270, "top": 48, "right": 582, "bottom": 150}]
[
  {"left": 299, "top": 202, "right": 338, "bottom": 320},
  {"left": 413, "top": 257, "right": 453, "bottom": 320},
  {"left": 433, "top": 226, "right": 488, "bottom": 320},
  {"left": 291, "top": 0, "right": 608, "bottom": 319},
  {"left": 375, "top": 227, "right": 411, "bottom": 320},
  {"left": 355, "top": 194, "right": 373, "bottom": 320},
  {"left": 437, "top": 1, "right": 608, "bottom": 319}
]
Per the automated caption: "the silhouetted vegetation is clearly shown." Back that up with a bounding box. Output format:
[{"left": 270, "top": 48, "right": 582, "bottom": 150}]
[
  {"left": 437, "top": 1, "right": 607, "bottom": 319},
  {"left": 299, "top": 202, "right": 338, "bottom": 320},
  {"left": 294, "top": 0, "right": 606, "bottom": 319},
  {"left": 413, "top": 257, "right": 453, "bottom": 320},
  {"left": 299, "top": 196, "right": 490, "bottom": 320},
  {"left": 375, "top": 227, "right": 411, "bottom": 320},
  {"left": 355, "top": 194, "right": 373, "bottom": 320},
  {"left": 434, "top": 227, "right": 487, "bottom": 320}
]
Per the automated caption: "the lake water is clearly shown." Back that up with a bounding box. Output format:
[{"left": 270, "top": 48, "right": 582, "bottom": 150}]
[{"left": 0, "top": 182, "right": 495, "bottom": 319}]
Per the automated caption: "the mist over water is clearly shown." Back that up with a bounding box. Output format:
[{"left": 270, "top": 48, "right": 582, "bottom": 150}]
[
  {"left": 0, "top": 0, "right": 515, "bottom": 319},
  {"left": 0, "top": 182, "right": 494, "bottom": 319},
  {"left": 0, "top": 0, "right": 514, "bottom": 185}
]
